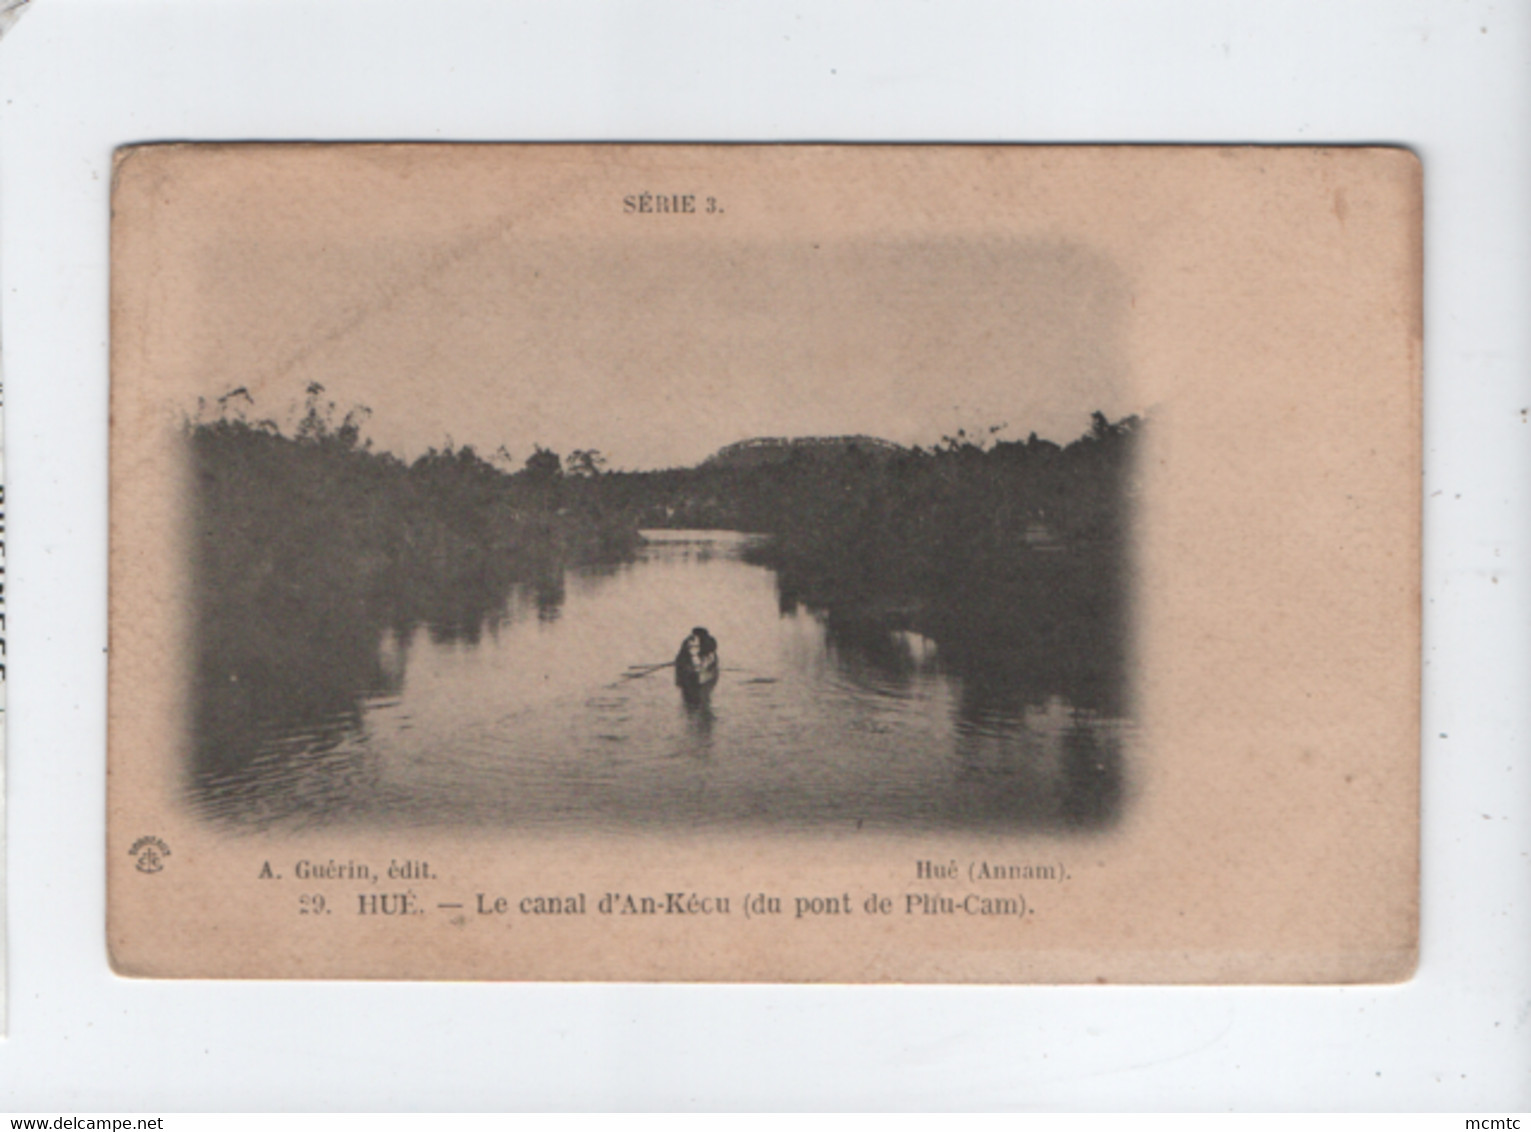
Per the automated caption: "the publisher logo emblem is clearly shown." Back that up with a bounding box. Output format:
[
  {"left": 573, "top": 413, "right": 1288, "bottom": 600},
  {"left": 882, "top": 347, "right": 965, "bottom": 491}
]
[{"left": 130, "top": 835, "right": 171, "bottom": 874}]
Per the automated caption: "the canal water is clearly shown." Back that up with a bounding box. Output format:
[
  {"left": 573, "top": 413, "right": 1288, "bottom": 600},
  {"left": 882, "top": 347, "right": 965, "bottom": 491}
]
[{"left": 191, "top": 530, "right": 1129, "bottom": 833}]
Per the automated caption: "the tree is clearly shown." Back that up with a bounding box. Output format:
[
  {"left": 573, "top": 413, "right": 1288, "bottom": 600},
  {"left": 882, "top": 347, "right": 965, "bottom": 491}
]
[
  {"left": 522, "top": 445, "right": 563, "bottom": 483},
  {"left": 564, "top": 449, "right": 607, "bottom": 478}
]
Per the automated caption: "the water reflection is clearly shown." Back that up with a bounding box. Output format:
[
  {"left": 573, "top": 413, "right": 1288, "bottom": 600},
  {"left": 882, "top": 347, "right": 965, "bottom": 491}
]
[
  {"left": 531, "top": 564, "right": 566, "bottom": 623},
  {"left": 679, "top": 694, "right": 717, "bottom": 757},
  {"left": 820, "top": 616, "right": 936, "bottom": 692},
  {"left": 190, "top": 530, "right": 1130, "bottom": 832}
]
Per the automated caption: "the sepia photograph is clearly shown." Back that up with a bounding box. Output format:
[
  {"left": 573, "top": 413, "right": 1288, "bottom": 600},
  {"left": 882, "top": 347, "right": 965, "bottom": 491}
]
[{"left": 183, "top": 232, "right": 1139, "bottom": 837}]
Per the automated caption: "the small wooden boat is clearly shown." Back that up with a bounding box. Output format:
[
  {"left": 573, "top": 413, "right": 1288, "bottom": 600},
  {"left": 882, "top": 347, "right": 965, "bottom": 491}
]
[{"left": 675, "top": 628, "right": 720, "bottom": 699}]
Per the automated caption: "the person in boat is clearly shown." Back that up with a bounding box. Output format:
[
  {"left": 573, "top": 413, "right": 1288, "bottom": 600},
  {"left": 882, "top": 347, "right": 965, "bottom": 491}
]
[{"left": 674, "top": 626, "right": 720, "bottom": 694}]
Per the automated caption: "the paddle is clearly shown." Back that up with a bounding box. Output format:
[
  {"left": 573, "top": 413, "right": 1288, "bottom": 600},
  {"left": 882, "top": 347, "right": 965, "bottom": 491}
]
[{"left": 620, "top": 661, "right": 677, "bottom": 680}]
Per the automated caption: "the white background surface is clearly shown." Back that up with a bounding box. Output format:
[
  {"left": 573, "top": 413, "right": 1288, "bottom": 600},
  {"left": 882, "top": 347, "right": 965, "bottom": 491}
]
[{"left": 1, "top": 0, "right": 1528, "bottom": 1111}]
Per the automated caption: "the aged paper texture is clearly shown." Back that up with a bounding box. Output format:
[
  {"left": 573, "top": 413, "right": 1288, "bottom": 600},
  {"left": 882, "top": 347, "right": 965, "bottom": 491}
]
[{"left": 108, "top": 145, "right": 1420, "bottom": 982}]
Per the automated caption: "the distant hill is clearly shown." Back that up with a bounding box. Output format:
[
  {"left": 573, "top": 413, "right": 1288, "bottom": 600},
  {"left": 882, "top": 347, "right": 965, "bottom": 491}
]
[{"left": 704, "top": 435, "right": 909, "bottom": 469}]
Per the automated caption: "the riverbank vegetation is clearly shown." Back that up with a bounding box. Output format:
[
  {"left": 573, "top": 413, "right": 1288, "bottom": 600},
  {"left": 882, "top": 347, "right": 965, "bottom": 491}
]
[
  {"left": 188, "top": 385, "right": 641, "bottom": 792},
  {"left": 770, "top": 416, "right": 1138, "bottom": 713},
  {"left": 189, "top": 384, "right": 1139, "bottom": 796},
  {"left": 588, "top": 415, "right": 1140, "bottom": 712}
]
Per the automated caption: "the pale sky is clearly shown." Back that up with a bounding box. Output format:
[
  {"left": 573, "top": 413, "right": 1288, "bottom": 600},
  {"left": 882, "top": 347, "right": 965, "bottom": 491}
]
[{"left": 193, "top": 205, "right": 1133, "bottom": 471}]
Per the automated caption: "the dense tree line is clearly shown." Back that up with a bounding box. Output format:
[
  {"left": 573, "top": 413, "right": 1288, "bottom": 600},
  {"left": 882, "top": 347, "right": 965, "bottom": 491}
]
[{"left": 192, "top": 386, "right": 639, "bottom": 634}]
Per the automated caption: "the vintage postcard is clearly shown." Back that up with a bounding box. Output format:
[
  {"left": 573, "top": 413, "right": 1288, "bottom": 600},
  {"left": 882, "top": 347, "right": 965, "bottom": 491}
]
[{"left": 108, "top": 144, "right": 1420, "bottom": 981}]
